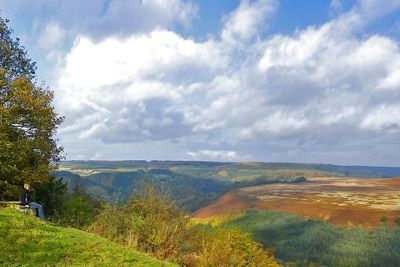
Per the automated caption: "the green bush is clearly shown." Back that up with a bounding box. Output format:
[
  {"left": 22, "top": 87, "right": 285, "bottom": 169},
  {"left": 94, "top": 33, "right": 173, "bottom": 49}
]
[{"left": 54, "top": 193, "right": 98, "bottom": 229}]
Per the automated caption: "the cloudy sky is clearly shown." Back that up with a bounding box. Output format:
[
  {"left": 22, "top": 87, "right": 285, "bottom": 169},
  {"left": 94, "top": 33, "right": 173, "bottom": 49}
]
[{"left": 1, "top": 0, "right": 400, "bottom": 166}]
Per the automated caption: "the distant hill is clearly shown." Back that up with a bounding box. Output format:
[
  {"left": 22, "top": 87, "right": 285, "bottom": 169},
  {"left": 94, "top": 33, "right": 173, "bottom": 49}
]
[
  {"left": 56, "top": 161, "right": 311, "bottom": 211},
  {"left": 0, "top": 208, "right": 174, "bottom": 266},
  {"left": 61, "top": 160, "right": 400, "bottom": 177},
  {"left": 55, "top": 160, "right": 400, "bottom": 212},
  {"left": 54, "top": 169, "right": 229, "bottom": 211}
]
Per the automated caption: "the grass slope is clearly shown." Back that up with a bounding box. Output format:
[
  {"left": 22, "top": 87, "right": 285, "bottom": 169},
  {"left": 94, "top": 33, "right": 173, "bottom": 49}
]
[{"left": 0, "top": 208, "right": 174, "bottom": 267}]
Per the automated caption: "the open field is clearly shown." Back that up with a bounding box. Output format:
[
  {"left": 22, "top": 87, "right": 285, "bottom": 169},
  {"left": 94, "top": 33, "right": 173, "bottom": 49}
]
[{"left": 193, "top": 177, "right": 400, "bottom": 228}]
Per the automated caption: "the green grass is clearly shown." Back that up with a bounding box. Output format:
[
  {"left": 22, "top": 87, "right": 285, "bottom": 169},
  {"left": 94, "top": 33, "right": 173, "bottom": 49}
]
[{"left": 0, "top": 208, "right": 175, "bottom": 267}]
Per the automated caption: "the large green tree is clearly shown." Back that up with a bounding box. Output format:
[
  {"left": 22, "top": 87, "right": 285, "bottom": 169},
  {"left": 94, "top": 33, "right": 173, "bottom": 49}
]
[{"left": 0, "top": 17, "right": 63, "bottom": 199}]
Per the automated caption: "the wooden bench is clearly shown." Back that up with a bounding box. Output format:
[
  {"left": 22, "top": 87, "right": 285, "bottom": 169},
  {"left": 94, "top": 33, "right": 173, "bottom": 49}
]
[{"left": 0, "top": 201, "right": 37, "bottom": 216}]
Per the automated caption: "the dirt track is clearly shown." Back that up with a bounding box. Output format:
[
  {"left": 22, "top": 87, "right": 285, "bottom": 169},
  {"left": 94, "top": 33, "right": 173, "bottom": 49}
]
[{"left": 193, "top": 177, "right": 400, "bottom": 228}]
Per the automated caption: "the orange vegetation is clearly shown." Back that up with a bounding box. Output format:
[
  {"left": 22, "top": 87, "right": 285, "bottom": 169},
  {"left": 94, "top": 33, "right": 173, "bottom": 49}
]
[{"left": 193, "top": 177, "right": 400, "bottom": 229}]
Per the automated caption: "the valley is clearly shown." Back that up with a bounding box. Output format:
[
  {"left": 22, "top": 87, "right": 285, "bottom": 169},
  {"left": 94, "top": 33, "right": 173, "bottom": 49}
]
[
  {"left": 193, "top": 177, "right": 400, "bottom": 228},
  {"left": 52, "top": 161, "right": 400, "bottom": 266}
]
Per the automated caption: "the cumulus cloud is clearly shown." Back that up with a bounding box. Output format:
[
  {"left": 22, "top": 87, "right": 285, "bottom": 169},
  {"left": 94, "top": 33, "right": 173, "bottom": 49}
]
[
  {"left": 56, "top": 30, "right": 225, "bottom": 142},
  {"left": 19, "top": 0, "right": 400, "bottom": 164}
]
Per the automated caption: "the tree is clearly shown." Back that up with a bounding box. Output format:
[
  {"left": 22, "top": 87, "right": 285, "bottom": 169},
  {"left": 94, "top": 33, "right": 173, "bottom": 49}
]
[
  {"left": 0, "top": 16, "right": 63, "bottom": 199},
  {"left": 0, "top": 17, "right": 36, "bottom": 80},
  {"left": 33, "top": 176, "right": 68, "bottom": 218}
]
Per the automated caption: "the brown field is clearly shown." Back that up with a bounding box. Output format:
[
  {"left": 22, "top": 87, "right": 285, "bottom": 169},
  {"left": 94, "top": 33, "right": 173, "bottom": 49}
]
[{"left": 193, "top": 177, "right": 400, "bottom": 228}]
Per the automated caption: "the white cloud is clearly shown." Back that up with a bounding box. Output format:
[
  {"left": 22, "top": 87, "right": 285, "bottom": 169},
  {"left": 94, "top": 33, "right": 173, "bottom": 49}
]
[
  {"left": 221, "top": 0, "right": 277, "bottom": 44},
  {"left": 56, "top": 30, "right": 225, "bottom": 142},
  {"left": 95, "top": 0, "right": 198, "bottom": 37},
  {"left": 56, "top": 0, "right": 400, "bottom": 144},
  {"left": 49, "top": 0, "right": 400, "bottom": 164},
  {"left": 330, "top": 0, "right": 343, "bottom": 12},
  {"left": 358, "top": 0, "right": 400, "bottom": 19},
  {"left": 58, "top": 31, "right": 224, "bottom": 91},
  {"left": 187, "top": 150, "right": 241, "bottom": 161},
  {"left": 361, "top": 105, "right": 400, "bottom": 133},
  {"left": 38, "top": 22, "right": 66, "bottom": 49},
  {"left": 141, "top": 0, "right": 198, "bottom": 27},
  {"left": 239, "top": 111, "right": 309, "bottom": 140}
]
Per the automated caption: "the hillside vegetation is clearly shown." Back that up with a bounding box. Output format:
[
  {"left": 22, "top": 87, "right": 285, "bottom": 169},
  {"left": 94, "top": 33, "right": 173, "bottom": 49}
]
[
  {"left": 89, "top": 185, "right": 281, "bottom": 266},
  {"left": 193, "top": 177, "right": 400, "bottom": 228},
  {"left": 0, "top": 208, "right": 173, "bottom": 267},
  {"left": 212, "top": 210, "right": 400, "bottom": 267}
]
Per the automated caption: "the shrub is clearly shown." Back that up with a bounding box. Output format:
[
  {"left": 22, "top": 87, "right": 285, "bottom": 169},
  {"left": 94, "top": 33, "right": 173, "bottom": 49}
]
[
  {"left": 90, "top": 184, "right": 281, "bottom": 266},
  {"left": 195, "top": 226, "right": 281, "bottom": 267},
  {"left": 91, "top": 184, "right": 195, "bottom": 263},
  {"left": 54, "top": 193, "right": 98, "bottom": 229}
]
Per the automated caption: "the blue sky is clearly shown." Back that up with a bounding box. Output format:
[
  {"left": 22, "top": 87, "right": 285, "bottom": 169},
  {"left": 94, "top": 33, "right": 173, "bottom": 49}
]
[{"left": 1, "top": 0, "right": 400, "bottom": 166}]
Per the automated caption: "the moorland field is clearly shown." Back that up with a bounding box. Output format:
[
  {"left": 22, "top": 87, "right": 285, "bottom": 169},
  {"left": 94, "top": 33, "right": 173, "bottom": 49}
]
[{"left": 194, "top": 176, "right": 400, "bottom": 228}]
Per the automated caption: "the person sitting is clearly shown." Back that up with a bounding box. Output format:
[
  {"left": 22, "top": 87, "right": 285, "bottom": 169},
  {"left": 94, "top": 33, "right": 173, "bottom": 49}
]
[{"left": 19, "top": 183, "right": 45, "bottom": 220}]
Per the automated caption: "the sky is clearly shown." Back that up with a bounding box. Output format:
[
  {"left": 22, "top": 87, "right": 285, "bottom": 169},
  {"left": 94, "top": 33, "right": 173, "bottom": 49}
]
[{"left": 1, "top": 0, "right": 400, "bottom": 166}]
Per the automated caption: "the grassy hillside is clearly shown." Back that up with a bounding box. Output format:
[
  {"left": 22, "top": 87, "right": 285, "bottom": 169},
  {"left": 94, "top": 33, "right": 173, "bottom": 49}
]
[
  {"left": 0, "top": 208, "right": 174, "bottom": 267},
  {"left": 220, "top": 210, "right": 400, "bottom": 267}
]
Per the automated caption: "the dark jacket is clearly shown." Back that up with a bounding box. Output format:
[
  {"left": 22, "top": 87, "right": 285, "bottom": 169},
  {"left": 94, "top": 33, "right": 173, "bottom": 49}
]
[{"left": 19, "top": 188, "right": 32, "bottom": 205}]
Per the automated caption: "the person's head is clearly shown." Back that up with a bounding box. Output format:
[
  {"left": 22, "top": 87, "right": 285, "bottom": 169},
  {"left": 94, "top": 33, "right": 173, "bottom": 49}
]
[{"left": 23, "top": 183, "right": 31, "bottom": 191}]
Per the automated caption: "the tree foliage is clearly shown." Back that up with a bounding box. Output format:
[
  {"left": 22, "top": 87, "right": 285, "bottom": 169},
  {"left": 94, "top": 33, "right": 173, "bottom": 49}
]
[
  {"left": 53, "top": 193, "right": 99, "bottom": 229},
  {"left": 33, "top": 176, "right": 67, "bottom": 218},
  {"left": 195, "top": 227, "right": 280, "bottom": 267},
  {"left": 224, "top": 210, "right": 400, "bottom": 267},
  {"left": 0, "top": 17, "right": 36, "bottom": 80},
  {"left": 0, "top": 16, "right": 63, "bottom": 199}
]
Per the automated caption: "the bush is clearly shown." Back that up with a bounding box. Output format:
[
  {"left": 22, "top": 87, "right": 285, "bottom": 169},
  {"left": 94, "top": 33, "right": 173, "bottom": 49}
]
[
  {"left": 91, "top": 184, "right": 194, "bottom": 263},
  {"left": 54, "top": 193, "right": 99, "bottom": 229},
  {"left": 194, "top": 226, "right": 280, "bottom": 267},
  {"left": 90, "top": 184, "right": 280, "bottom": 266}
]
